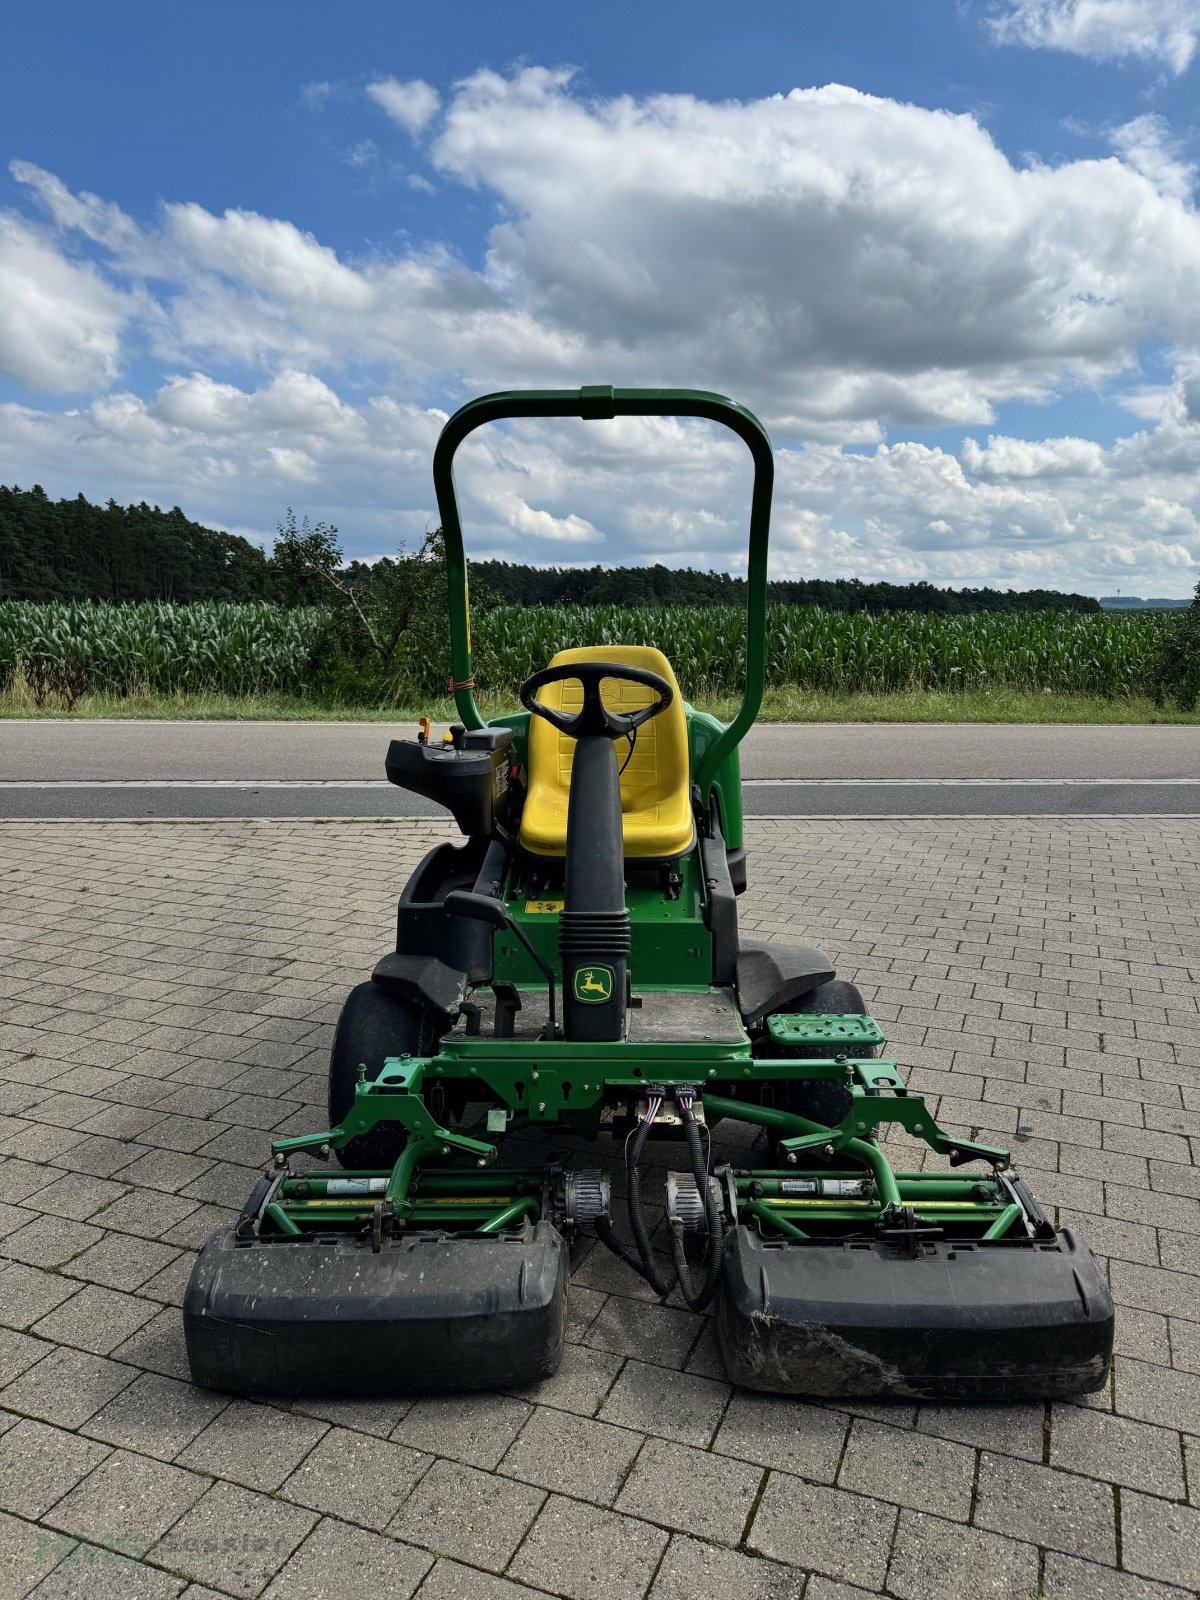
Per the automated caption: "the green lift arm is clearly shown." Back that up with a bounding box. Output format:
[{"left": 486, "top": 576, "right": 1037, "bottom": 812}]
[{"left": 431, "top": 385, "right": 775, "bottom": 806}]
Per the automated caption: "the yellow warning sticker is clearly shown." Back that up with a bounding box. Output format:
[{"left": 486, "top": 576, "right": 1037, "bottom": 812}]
[{"left": 525, "top": 899, "right": 564, "bottom": 914}]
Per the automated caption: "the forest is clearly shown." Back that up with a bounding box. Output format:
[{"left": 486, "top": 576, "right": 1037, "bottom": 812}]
[{"left": 0, "top": 484, "right": 1102, "bottom": 614}]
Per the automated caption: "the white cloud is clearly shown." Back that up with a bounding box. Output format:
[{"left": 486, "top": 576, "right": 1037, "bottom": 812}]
[
  {"left": 6, "top": 71, "right": 1200, "bottom": 592},
  {"left": 1110, "top": 114, "right": 1196, "bottom": 199},
  {"left": 0, "top": 214, "right": 131, "bottom": 392},
  {"left": 367, "top": 77, "right": 441, "bottom": 137},
  {"left": 990, "top": 1, "right": 1200, "bottom": 74}
]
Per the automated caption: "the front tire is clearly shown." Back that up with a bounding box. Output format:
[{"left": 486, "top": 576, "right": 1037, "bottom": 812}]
[
  {"left": 758, "top": 977, "right": 874, "bottom": 1132},
  {"left": 328, "top": 982, "right": 438, "bottom": 1169}
]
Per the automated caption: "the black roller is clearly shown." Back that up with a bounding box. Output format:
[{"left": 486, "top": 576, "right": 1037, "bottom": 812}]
[
  {"left": 184, "top": 1222, "right": 568, "bottom": 1397},
  {"left": 716, "top": 1226, "right": 1113, "bottom": 1400}
]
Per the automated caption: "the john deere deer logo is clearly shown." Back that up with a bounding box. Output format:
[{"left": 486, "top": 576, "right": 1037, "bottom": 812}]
[{"left": 574, "top": 965, "right": 614, "bottom": 1004}]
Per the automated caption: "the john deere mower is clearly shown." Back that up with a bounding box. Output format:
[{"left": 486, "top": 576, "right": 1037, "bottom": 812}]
[{"left": 184, "top": 387, "right": 1114, "bottom": 1400}]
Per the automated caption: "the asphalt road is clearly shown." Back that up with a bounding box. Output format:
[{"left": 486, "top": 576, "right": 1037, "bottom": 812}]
[{"left": 2, "top": 719, "right": 1198, "bottom": 817}]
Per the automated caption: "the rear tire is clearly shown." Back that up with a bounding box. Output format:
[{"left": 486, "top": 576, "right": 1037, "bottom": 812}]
[
  {"left": 758, "top": 977, "right": 874, "bottom": 1132},
  {"left": 328, "top": 982, "right": 438, "bottom": 1169}
]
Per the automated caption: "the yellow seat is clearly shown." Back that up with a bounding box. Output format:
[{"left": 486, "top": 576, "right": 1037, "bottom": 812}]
[{"left": 520, "top": 646, "right": 695, "bottom": 860}]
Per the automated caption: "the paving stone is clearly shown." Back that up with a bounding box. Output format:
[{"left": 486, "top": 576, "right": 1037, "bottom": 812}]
[
  {"left": 0, "top": 1261, "right": 80, "bottom": 1329},
  {"left": 0, "top": 1508, "right": 75, "bottom": 1600},
  {"left": 0, "top": 1326, "right": 49, "bottom": 1386},
  {"left": 916, "top": 1401, "right": 1046, "bottom": 1462},
  {"left": 649, "top": 1537, "right": 802, "bottom": 1600},
  {"left": 1121, "top": 1491, "right": 1200, "bottom": 1592},
  {"left": 82, "top": 1372, "right": 229, "bottom": 1461},
  {"left": 500, "top": 1404, "right": 643, "bottom": 1504},
  {"left": 975, "top": 1450, "right": 1116, "bottom": 1563},
  {"left": 615, "top": 1436, "right": 761, "bottom": 1544},
  {"left": 1, "top": 1215, "right": 102, "bottom": 1269},
  {"left": 713, "top": 1391, "right": 847, "bottom": 1482},
  {"left": 391, "top": 1458, "right": 544, "bottom": 1571},
  {"left": 839, "top": 1416, "right": 975, "bottom": 1519},
  {"left": 1115, "top": 1357, "right": 1200, "bottom": 1433},
  {"left": 25, "top": 1545, "right": 185, "bottom": 1600},
  {"left": 394, "top": 1392, "right": 531, "bottom": 1471},
  {"left": 110, "top": 1305, "right": 191, "bottom": 1382},
  {"left": 44, "top": 1448, "right": 209, "bottom": 1556},
  {"left": 415, "top": 1560, "right": 556, "bottom": 1600},
  {"left": 62, "top": 1232, "right": 179, "bottom": 1292},
  {"left": 505, "top": 1340, "right": 624, "bottom": 1418},
  {"left": 290, "top": 1395, "right": 411, "bottom": 1438},
  {"left": 599, "top": 1361, "right": 729, "bottom": 1448},
  {"left": 35, "top": 1173, "right": 129, "bottom": 1223},
  {"left": 747, "top": 1472, "right": 895, "bottom": 1590},
  {"left": 32, "top": 1284, "right": 158, "bottom": 1355},
  {"left": 261, "top": 1517, "right": 432, "bottom": 1600},
  {"left": 0, "top": 1345, "right": 135, "bottom": 1428},
  {"left": 280, "top": 1427, "right": 431, "bottom": 1530},
  {"left": 177, "top": 1399, "right": 328, "bottom": 1492},
  {"left": 509, "top": 1494, "right": 668, "bottom": 1600},
  {"left": 0, "top": 1418, "right": 109, "bottom": 1518},
  {"left": 150, "top": 1480, "right": 317, "bottom": 1599},
  {"left": 585, "top": 1296, "right": 704, "bottom": 1370},
  {"left": 1043, "top": 1551, "right": 1194, "bottom": 1600},
  {"left": 1050, "top": 1403, "right": 1185, "bottom": 1497},
  {"left": 886, "top": 1509, "right": 1039, "bottom": 1600}
]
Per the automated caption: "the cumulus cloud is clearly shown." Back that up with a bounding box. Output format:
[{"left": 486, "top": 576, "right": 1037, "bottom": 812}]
[
  {"left": 0, "top": 213, "right": 132, "bottom": 392},
  {"left": 1110, "top": 114, "right": 1196, "bottom": 200},
  {"left": 5, "top": 70, "right": 1200, "bottom": 591},
  {"left": 366, "top": 77, "right": 441, "bottom": 136},
  {"left": 990, "top": 0, "right": 1200, "bottom": 73}
]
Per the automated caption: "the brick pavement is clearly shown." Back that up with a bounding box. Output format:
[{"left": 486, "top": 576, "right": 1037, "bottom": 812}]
[{"left": 0, "top": 817, "right": 1196, "bottom": 1600}]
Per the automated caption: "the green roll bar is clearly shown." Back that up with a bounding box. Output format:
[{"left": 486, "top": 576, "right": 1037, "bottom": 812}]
[{"left": 431, "top": 385, "right": 775, "bottom": 804}]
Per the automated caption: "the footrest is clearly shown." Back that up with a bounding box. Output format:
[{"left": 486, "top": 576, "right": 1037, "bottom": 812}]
[
  {"left": 766, "top": 1012, "right": 885, "bottom": 1050},
  {"left": 184, "top": 1222, "right": 567, "bottom": 1396},
  {"left": 716, "top": 1225, "right": 1113, "bottom": 1400}
]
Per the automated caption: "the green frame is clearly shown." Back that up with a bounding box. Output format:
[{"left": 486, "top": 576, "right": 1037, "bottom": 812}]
[{"left": 432, "top": 385, "right": 774, "bottom": 806}]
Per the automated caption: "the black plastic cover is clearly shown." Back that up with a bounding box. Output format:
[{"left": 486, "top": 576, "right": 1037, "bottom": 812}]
[
  {"left": 386, "top": 726, "right": 514, "bottom": 837},
  {"left": 371, "top": 952, "right": 469, "bottom": 1017},
  {"left": 736, "top": 939, "right": 836, "bottom": 1024},
  {"left": 184, "top": 1222, "right": 567, "bottom": 1396},
  {"left": 717, "top": 1225, "right": 1113, "bottom": 1399}
]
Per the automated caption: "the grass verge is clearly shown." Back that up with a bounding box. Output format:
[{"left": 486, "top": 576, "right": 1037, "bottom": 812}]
[{"left": 1, "top": 683, "right": 1198, "bottom": 724}]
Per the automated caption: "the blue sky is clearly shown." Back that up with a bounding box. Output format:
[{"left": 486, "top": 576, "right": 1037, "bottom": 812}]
[{"left": 2, "top": 0, "right": 1200, "bottom": 594}]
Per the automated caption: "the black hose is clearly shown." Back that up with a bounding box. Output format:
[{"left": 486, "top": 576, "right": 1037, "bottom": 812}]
[
  {"left": 671, "top": 1097, "right": 725, "bottom": 1311},
  {"left": 625, "top": 1109, "right": 674, "bottom": 1297}
]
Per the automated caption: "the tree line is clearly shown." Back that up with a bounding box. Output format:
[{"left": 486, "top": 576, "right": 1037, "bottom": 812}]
[{"left": 0, "top": 484, "right": 1101, "bottom": 614}]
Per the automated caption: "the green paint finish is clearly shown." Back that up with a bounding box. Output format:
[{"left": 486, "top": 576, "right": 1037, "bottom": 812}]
[
  {"left": 767, "top": 1013, "right": 886, "bottom": 1050},
  {"left": 687, "top": 708, "right": 745, "bottom": 849},
  {"left": 494, "top": 854, "right": 712, "bottom": 988},
  {"left": 432, "top": 387, "right": 774, "bottom": 799}
]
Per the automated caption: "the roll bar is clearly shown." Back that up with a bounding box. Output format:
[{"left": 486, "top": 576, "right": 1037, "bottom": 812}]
[{"left": 431, "top": 385, "right": 774, "bottom": 805}]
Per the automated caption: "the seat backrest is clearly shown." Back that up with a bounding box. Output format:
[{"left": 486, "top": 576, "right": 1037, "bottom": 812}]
[{"left": 520, "top": 645, "right": 692, "bottom": 859}]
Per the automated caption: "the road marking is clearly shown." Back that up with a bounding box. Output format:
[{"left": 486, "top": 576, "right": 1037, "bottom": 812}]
[{"left": 2, "top": 778, "right": 1198, "bottom": 790}]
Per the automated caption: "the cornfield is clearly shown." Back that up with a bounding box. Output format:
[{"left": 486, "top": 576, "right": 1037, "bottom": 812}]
[
  {"left": 0, "top": 598, "right": 1171, "bottom": 701},
  {"left": 0, "top": 601, "right": 324, "bottom": 697},
  {"left": 470, "top": 604, "right": 1170, "bottom": 700}
]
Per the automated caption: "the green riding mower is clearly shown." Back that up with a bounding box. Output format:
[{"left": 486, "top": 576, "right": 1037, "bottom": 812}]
[{"left": 184, "top": 387, "right": 1114, "bottom": 1400}]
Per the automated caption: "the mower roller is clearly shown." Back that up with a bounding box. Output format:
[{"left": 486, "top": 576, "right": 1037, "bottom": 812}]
[{"left": 184, "top": 386, "right": 1114, "bottom": 1400}]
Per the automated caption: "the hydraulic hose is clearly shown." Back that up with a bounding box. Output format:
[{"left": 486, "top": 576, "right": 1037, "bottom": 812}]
[
  {"left": 671, "top": 1095, "right": 725, "bottom": 1311},
  {"left": 625, "top": 1103, "right": 674, "bottom": 1297}
]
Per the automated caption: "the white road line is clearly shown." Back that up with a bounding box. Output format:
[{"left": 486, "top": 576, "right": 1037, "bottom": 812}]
[{"left": 1, "top": 777, "right": 1198, "bottom": 790}]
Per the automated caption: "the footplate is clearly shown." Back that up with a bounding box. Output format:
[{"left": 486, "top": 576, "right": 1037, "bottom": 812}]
[
  {"left": 185, "top": 1222, "right": 568, "bottom": 1396},
  {"left": 716, "top": 1225, "right": 1113, "bottom": 1400}
]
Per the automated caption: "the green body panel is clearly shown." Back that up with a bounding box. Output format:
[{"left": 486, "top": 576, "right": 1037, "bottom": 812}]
[
  {"left": 494, "top": 854, "right": 712, "bottom": 988},
  {"left": 686, "top": 708, "right": 744, "bottom": 849}
]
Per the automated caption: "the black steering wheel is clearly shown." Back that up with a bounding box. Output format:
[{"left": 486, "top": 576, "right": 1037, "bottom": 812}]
[{"left": 520, "top": 661, "right": 673, "bottom": 740}]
